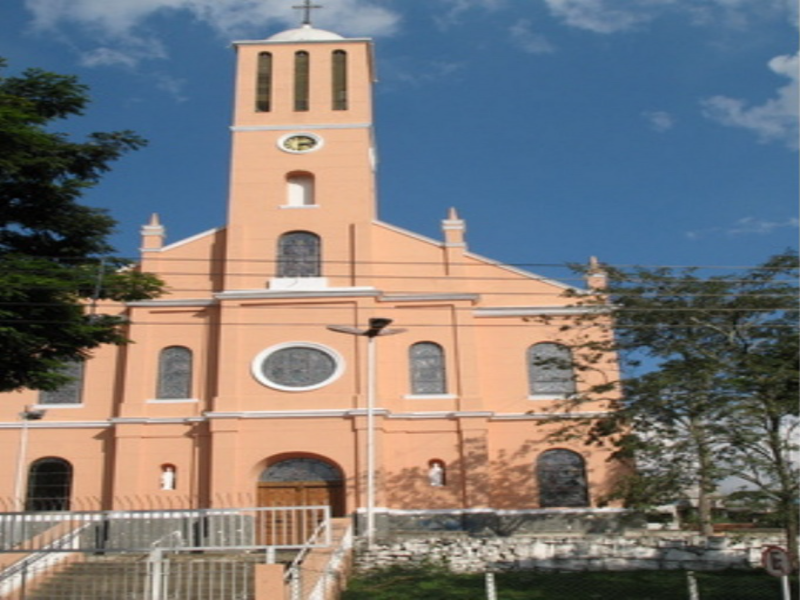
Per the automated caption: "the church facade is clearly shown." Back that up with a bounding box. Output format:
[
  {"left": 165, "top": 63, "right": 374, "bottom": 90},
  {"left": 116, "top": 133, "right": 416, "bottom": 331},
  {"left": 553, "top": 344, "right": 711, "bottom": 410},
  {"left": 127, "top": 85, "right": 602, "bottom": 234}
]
[{"left": 0, "top": 22, "right": 621, "bottom": 523}]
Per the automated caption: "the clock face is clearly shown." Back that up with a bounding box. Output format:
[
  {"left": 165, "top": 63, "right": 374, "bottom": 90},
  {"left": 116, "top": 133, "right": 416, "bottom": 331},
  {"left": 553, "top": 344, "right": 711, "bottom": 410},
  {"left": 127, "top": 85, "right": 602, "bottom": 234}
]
[{"left": 280, "top": 134, "right": 321, "bottom": 153}]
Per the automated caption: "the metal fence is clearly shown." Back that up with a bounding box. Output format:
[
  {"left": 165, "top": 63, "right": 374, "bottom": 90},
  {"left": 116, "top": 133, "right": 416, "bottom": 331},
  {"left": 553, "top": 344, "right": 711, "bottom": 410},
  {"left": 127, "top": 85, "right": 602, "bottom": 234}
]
[
  {"left": 0, "top": 505, "right": 331, "bottom": 553},
  {"left": 0, "top": 506, "right": 335, "bottom": 600}
]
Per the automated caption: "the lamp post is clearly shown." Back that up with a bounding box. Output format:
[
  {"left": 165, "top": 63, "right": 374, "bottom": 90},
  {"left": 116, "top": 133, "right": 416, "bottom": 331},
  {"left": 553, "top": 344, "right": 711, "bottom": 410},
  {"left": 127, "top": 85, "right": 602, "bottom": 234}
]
[
  {"left": 14, "top": 406, "right": 46, "bottom": 512},
  {"left": 327, "top": 318, "right": 405, "bottom": 546}
]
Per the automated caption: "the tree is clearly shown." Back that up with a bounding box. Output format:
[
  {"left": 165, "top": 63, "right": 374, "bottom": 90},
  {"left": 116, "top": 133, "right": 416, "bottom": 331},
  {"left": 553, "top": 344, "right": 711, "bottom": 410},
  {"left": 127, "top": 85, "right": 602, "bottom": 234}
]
[
  {"left": 544, "top": 251, "right": 798, "bottom": 557},
  {"left": 0, "top": 59, "right": 162, "bottom": 392}
]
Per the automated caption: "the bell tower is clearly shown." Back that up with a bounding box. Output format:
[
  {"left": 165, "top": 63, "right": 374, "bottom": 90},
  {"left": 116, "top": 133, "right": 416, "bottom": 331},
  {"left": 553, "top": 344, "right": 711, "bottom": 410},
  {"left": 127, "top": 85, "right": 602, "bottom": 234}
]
[{"left": 224, "top": 13, "right": 377, "bottom": 291}]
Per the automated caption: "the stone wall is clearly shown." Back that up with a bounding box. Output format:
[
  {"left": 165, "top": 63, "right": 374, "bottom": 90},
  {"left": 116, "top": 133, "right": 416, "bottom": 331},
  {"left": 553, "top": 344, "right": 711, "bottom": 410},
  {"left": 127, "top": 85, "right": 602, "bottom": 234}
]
[{"left": 356, "top": 532, "right": 785, "bottom": 573}]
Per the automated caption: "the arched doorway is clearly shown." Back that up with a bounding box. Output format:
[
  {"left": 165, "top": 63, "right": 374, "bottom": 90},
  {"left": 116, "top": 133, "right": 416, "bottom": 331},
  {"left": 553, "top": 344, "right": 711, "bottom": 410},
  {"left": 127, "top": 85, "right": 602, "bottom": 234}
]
[
  {"left": 258, "top": 457, "right": 345, "bottom": 516},
  {"left": 26, "top": 457, "right": 73, "bottom": 511},
  {"left": 257, "top": 457, "right": 345, "bottom": 545}
]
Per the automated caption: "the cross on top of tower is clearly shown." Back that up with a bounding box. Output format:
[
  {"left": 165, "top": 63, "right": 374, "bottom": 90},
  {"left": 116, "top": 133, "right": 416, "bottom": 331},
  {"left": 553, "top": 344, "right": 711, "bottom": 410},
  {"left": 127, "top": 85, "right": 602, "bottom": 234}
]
[{"left": 293, "top": 0, "right": 323, "bottom": 26}]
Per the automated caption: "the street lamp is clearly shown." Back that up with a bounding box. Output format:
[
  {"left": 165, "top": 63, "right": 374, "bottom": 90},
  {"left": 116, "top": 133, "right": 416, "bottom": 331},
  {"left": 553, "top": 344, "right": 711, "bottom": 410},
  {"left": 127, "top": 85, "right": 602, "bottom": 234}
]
[
  {"left": 327, "top": 318, "right": 405, "bottom": 546},
  {"left": 14, "top": 406, "right": 46, "bottom": 511}
]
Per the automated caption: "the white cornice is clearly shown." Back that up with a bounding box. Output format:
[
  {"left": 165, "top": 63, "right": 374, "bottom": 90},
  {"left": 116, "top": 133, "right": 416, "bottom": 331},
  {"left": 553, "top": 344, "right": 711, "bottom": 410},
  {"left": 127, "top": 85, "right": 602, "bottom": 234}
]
[
  {"left": 0, "top": 421, "right": 110, "bottom": 429},
  {"left": 110, "top": 417, "right": 205, "bottom": 425},
  {"left": 474, "top": 305, "right": 607, "bottom": 317},
  {"left": 127, "top": 299, "right": 216, "bottom": 308},
  {"left": 380, "top": 293, "right": 479, "bottom": 303},
  {"left": 231, "top": 123, "right": 372, "bottom": 132},
  {"left": 215, "top": 287, "right": 379, "bottom": 300},
  {"left": 233, "top": 38, "right": 373, "bottom": 46},
  {"left": 157, "top": 227, "right": 223, "bottom": 252}
]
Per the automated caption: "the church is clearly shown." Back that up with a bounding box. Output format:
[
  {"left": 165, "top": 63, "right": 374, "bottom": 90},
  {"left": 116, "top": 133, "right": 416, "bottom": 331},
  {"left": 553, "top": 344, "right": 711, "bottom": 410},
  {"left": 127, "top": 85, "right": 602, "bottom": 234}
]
[{"left": 0, "top": 12, "right": 622, "bottom": 531}]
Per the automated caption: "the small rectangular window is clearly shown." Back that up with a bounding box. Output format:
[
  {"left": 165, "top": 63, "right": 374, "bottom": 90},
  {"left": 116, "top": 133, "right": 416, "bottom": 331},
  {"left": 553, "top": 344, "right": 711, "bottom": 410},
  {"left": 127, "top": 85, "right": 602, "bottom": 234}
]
[
  {"left": 295, "top": 51, "right": 310, "bottom": 111},
  {"left": 332, "top": 50, "right": 348, "bottom": 111},
  {"left": 256, "top": 52, "right": 272, "bottom": 112}
]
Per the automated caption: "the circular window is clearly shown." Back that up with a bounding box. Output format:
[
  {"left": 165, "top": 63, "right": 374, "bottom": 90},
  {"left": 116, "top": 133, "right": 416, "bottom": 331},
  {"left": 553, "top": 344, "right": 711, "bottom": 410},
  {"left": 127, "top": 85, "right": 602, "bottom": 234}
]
[{"left": 252, "top": 342, "right": 344, "bottom": 392}]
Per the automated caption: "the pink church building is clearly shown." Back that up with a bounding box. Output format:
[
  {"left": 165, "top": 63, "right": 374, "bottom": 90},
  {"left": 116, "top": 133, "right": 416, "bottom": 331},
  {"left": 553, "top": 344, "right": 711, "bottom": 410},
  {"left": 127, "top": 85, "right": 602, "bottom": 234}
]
[{"left": 0, "top": 19, "right": 623, "bottom": 534}]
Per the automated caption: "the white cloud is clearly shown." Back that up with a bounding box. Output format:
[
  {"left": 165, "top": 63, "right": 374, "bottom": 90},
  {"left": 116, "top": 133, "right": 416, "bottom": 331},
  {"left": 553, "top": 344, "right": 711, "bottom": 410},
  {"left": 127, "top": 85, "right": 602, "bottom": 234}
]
[
  {"left": 509, "top": 19, "right": 556, "bottom": 54},
  {"left": 24, "top": 0, "right": 400, "bottom": 65},
  {"left": 701, "top": 52, "right": 799, "bottom": 150},
  {"left": 686, "top": 216, "right": 800, "bottom": 239},
  {"left": 541, "top": 0, "right": 665, "bottom": 33},
  {"left": 642, "top": 110, "right": 677, "bottom": 132},
  {"left": 540, "top": 0, "right": 791, "bottom": 33}
]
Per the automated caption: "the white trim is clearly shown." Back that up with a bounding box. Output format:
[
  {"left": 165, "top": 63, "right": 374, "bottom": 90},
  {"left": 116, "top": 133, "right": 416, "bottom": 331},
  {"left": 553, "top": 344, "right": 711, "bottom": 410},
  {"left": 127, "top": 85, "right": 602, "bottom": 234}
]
[
  {"left": 205, "top": 409, "right": 356, "bottom": 419},
  {"left": 0, "top": 421, "right": 109, "bottom": 429},
  {"left": 110, "top": 417, "right": 205, "bottom": 425},
  {"left": 528, "top": 392, "right": 570, "bottom": 401},
  {"left": 127, "top": 299, "right": 215, "bottom": 308},
  {"left": 269, "top": 277, "right": 330, "bottom": 291},
  {"left": 157, "top": 227, "right": 223, "bottom": 252},
  {"left": 373, "top": 220, "right": 443, "bottom": 248},
  {"left": 31, "top": 403, "right": 83, "bottom": 410},
  {"left": 475, "top": 306, "right": 606, "bottom": 317},
  {"left": 216, "top": 287, "right": 379, "bottom": 300},
  {"left": 403, "top": 394, "right": 457, "bottom": 400},
  {"left": 233, "top": 38, "right": 373, "bottom": 46},
  {"left": 251, "top": 342, "right": 344, "bottom": 392},
  {"left": 231, "top": 123, "right": 371, "bottom": 132},
  {"left": 463, "top": 249, "right": 581, "bottom": 292},
  {"left": 146, "top": 398, "right": 200, "bottom": 404},
  {"left": 381, "top": 293, "right": 479, "bottom": 303}
]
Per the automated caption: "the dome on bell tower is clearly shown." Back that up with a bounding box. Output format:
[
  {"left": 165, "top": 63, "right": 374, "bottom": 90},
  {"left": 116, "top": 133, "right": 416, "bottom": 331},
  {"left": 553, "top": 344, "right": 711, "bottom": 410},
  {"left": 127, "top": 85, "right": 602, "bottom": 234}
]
[{"left": 267, "top": 23, "right": 344, "bottom": 42}]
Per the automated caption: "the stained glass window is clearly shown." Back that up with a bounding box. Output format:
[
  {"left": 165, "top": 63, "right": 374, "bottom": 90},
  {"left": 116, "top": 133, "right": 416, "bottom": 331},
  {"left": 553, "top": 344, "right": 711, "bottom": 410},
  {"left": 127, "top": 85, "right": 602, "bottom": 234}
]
[
  {"left": 528, "top": 343, "right": 576, "bottom": 395},
  {"left": 26, "top": 457, "right": 72, "bottom": 511},
  {"left": 39, "top": 360, "right": 84, "bottom": 405},
  {"left": 277, "top": 231, "right": 321, "bottom": 278},
  {"left": 410, "top": 342, "right": 447, "bottom": 395},
  {"left": 157, "top": 346, "right": 192, "bottom": 399},
  {"left": 260, "top": 458, "right": 342, "bottom": 482},
  {"left": 261, "top": 346, "right": 336, "bottom": 388},
  {"left": 537, "top": 449, "right": 589, "bottom": 508}
]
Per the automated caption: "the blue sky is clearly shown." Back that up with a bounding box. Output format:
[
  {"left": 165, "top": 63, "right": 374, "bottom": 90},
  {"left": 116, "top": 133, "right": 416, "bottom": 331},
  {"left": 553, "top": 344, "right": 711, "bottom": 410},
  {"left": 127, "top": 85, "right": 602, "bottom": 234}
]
[{"left": 1, "top": 0, "right": 797, "bottom": 282}]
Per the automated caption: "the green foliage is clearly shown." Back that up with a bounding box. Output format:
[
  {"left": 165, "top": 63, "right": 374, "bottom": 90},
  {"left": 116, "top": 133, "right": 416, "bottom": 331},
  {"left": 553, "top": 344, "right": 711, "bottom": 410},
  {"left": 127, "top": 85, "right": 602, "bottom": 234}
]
[
  {"left": 551, "top": 250, "right": 798, "bottom": 551},
  {"left": 0, "top": 59, "right": 161, "bottom": 392},
  {"left": 343, "top": 566, "right": 794, "bottom": 599}
]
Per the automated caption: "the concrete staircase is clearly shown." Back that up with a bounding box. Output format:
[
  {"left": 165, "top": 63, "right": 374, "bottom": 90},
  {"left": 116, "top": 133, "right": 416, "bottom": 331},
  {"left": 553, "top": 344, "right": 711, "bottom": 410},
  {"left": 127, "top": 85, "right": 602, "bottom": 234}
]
[{"left": 25, "top": 552, "right": 277, "bottom": 600}]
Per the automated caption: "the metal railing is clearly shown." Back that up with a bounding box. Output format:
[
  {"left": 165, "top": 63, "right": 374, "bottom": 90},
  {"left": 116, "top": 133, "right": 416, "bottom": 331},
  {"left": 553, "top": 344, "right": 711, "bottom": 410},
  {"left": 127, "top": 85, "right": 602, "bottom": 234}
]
[{"left": 0, "top": 505, "right": 331, "bottom": 553}]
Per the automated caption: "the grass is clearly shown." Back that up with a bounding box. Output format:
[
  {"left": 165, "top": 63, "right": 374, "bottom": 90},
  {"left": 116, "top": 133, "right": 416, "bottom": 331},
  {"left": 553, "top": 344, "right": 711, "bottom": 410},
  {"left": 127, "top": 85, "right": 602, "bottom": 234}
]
[{"left": 342, "top": 564, "right": 798, "bottom": 600}]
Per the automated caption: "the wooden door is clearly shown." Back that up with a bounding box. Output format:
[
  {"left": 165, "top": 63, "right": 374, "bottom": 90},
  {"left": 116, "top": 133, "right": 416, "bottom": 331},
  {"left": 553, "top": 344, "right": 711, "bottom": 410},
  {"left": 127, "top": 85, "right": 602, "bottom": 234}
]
[{"left": 258, "top": 481, "right": 344, "bottom": 545}]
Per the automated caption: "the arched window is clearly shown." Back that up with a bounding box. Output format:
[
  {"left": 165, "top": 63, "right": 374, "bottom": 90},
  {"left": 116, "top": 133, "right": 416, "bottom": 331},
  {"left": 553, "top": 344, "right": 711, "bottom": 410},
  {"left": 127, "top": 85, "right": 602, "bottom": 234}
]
[
  {"left": 528, "top": 343, "right": 575, "bottom": 396},
  {"left": 260, "top": 458, "right": 343, "bottom": 484},
  {"left": 256, "top": 52, "right": 272, "bottom": 112},
  {"left": 277, "top": 231, "right": 321, "bottom": 278},
  {"left": 26, "top": 457, "right": 73, "bottom": 511},
  {"left": 156, "top": 346, "right": 193, "bottom": 399},
  {"left": 332, "top": 50, "right": 348, "bottom": 110},
  {"left": 409, "top": 342, "right": 447, "bottom": 395},
  {"left": 39, "top": 360, "right": 84, "bottom": 405},
  {"left": 294, "top": 51, "right": 310, "bottom": 111},
  {"left": 286, "top": 172, "right": 315, "bottom": 206},
  {"left": 536, "top": 449, "right": 589, "bottom": 508}
]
